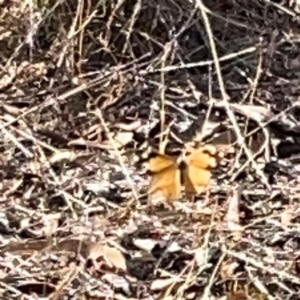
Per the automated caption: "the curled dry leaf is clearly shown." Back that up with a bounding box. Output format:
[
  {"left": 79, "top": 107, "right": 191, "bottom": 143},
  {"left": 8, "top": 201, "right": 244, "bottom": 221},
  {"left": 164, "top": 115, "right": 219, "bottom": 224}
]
[
  {"left": 49, "top": 150, "right": 93, "bottom": 166},
  {"left": 133, "top": 238, "right": 160, "bottom": 252},
  {"left": 49, "top": 150, "right": 77, "bottom": 164},
  {"left": 68, "top": 138, "right": 94, "bottom": 147},
  {"left": 215, "top": 102, "right": 273, "bottom": 123},
  {"left": 114, "top": 119, "right": 142, "bottom": 131},
  {"left": 88, "top": 242, "right": 127, "bottom": 272},
  {"left": 2, "top": 103, "right": 24, "bottom": 116},
  {"left": 150, "top": 277, "right": 183, "bottom": 291},
  {"left": 133, "top": 238, "right": 181, "bottom": 253}
]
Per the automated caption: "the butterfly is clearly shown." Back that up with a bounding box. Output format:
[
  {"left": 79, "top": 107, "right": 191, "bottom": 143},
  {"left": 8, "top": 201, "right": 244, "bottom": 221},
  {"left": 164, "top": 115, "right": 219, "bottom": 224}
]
[{"left": 147, "top": 144, "right": 218, "bottom": 204}]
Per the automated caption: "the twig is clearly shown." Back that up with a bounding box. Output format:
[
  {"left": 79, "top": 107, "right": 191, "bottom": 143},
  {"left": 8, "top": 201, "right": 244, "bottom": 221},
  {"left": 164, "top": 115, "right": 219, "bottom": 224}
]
[
  {"left": 95, "top": 108, "right": 139, "bottom": 202},
  {"left": 195, "top": 0, "right": 270, "bottom": 190}
]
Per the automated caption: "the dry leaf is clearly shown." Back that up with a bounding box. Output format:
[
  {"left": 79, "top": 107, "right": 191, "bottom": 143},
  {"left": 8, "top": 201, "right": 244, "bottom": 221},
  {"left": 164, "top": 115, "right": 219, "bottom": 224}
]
[
  {"left": 113, "top": 131, "right": 134, "bottom": 148},
  {"left": 102, "top": 273, "right": 131, "bottom": 296},
  {"left": 133, "top": 238, "right": 181, "bottom": 253},
  {"left": 88, "top": 243, "right": 127, "bottom": 271},
  {"left": 215, "top": 102, "right": 273, "bottom": 123},
  {"left": 49, "top": 150, "right": 77, "bottom": 164},
  {"left": 132, "top": 238, "right": 159, "bottom": 252},
  {"left": 95, "top": 131, "right": 134, "bottom": 150},
  {"left": 150, "top": 277, "right": 183, "bottom": 291},
  {"left": 114, "top": 119, "right": 142, "bottom": 131},
  {"left": 68, "top": 138, "right": 94, "bottom": 147},
  {"left": 194, "top": 248, "right": 209, "bottom": 267},
  {"left": 2, "top": 104, "right": 23, "bottom": 116}
]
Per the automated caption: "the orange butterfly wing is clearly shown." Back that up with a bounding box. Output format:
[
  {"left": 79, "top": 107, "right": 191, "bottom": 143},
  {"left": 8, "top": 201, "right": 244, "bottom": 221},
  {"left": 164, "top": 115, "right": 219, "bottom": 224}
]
[
  {"left": 148, "top": 154, "right": 181, "bottom": 202},
  {"left": 183, "top": 146, "right": 217, "bottom": 199},
  {"left": 185, "top": 146, "right": 217, "bottom": 169},
  {"left": 148, "top": 154, "right": 176, "bottom": 173}
]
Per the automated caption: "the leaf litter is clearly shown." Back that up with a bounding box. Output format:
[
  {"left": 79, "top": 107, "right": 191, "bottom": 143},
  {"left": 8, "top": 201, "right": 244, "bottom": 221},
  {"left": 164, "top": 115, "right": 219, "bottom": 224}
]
[{"left": 1, "top": 0, "right": 300, "bottom": 299}]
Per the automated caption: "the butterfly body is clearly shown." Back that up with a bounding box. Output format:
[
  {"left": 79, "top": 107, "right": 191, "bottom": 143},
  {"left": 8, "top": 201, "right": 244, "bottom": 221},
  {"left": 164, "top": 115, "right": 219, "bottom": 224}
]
[{"left": 147, "top": 145, "right": 218, "bottom": 203}]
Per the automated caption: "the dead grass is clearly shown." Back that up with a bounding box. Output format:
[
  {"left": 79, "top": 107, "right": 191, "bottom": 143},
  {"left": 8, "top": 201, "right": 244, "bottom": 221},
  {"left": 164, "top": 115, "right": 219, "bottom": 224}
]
[{"left": 1, "top": 0, "right": 300, "bottom": 299}]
